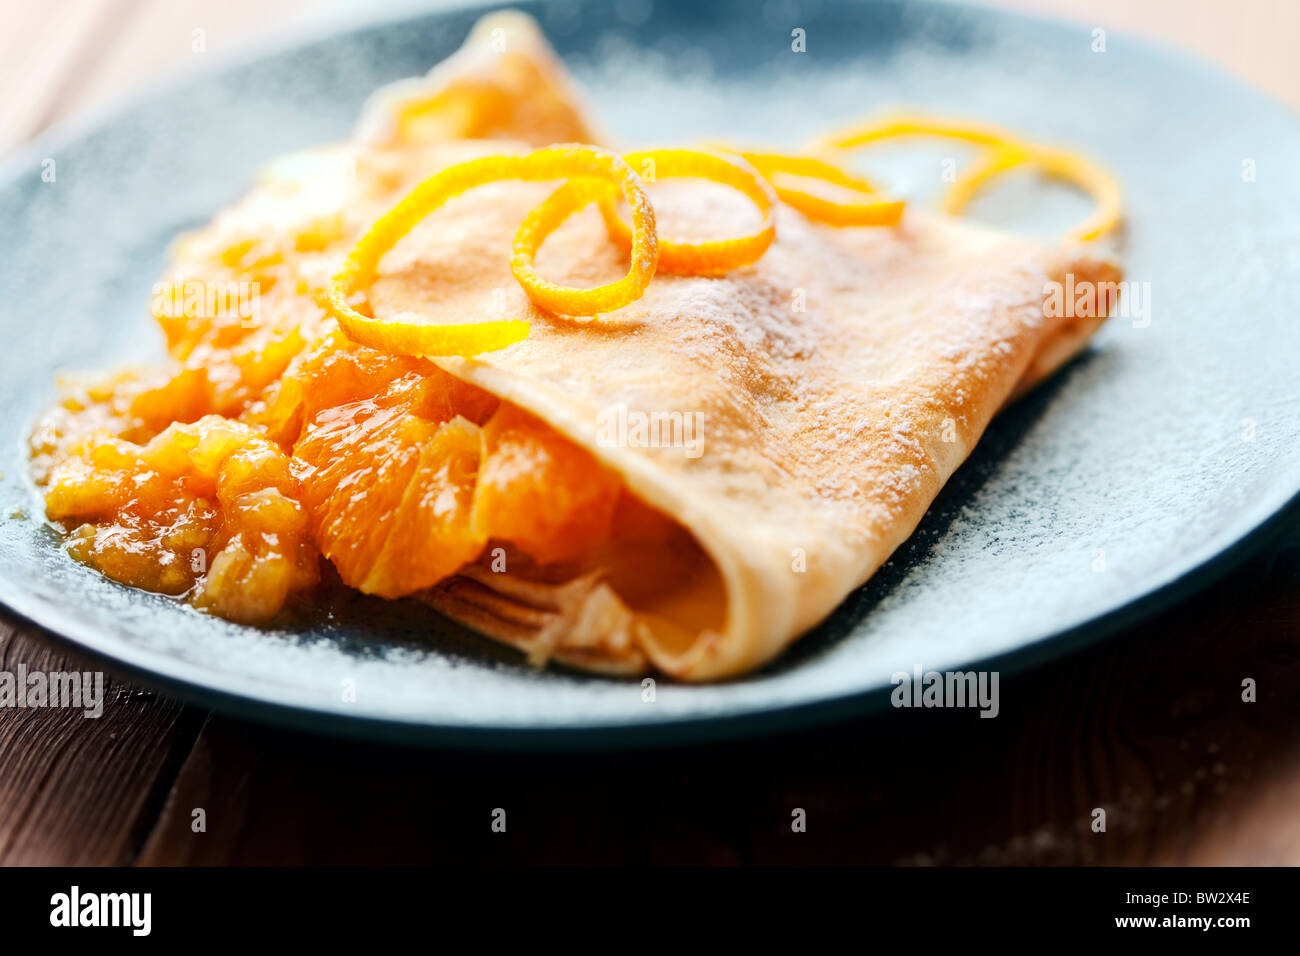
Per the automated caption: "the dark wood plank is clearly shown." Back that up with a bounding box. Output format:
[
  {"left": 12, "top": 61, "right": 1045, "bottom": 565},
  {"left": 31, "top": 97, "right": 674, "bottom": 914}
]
[
  {"left": 0, "top": 621, "right": 203, "bottom": 865},
  {"left": 137, "top": 537, "right": 1300, "bottom": 866}
]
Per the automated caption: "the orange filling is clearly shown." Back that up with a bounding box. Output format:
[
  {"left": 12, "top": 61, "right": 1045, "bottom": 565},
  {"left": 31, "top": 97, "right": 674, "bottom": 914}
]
[{"left": 32, "top": 322, "right": 690, "bottom": 623}]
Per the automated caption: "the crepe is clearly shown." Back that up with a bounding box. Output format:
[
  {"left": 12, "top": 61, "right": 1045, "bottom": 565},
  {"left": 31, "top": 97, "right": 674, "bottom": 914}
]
[
  {"left": 33, "top": 11, "right": 1121, "bottom": 681},
  {"left": 353, "top": 14, "right": 1120, "bottom": 678},
  {"left": 387, "top": 190, "right": 1118, "bottom": 679}
]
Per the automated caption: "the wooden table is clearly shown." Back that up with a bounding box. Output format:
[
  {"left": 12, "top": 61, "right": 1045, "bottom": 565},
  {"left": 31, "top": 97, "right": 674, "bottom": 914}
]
[{"left": 2, "top": 0, "right": 1298, "bottom": 866}]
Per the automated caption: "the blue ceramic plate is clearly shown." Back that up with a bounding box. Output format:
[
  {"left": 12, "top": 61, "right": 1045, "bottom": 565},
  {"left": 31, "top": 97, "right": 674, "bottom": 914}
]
[{"left": 2, "top": 0, "right": 1298, "bottom": 746}]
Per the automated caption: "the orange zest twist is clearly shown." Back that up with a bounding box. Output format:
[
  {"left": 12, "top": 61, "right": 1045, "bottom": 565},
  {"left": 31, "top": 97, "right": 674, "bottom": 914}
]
[
  {"left": 594, "top": 149, "right": 778, "bottom": 274},
  {"left": 812, "top": 114, "right": 1123, "bottom": 242},
  {"left": 324, "top": 144, "right": 658, "bottom": 358},
  {"left": 941, "top": 141, "right": 1123, "bottom": 243},
  {"left": 735, "top": 151, "right": 905, "bottom": 227},
  {"left": 815, "top": 114, "right": 1015, "bottom": 151}
]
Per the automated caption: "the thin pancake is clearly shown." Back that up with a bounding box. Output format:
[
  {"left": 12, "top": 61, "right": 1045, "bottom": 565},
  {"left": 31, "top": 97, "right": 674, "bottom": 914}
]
[{"left": 361, "top": 165, "right": 1119, "bottom": 678}]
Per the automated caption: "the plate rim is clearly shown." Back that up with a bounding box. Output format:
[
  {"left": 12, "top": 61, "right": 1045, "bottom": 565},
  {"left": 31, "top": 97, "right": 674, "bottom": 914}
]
[
  {"left": 3, "top": 487, "right": 1296, "bottom": 750},
  {"left": 2, "top": 0, "right": 1299, "bottom": 748}
]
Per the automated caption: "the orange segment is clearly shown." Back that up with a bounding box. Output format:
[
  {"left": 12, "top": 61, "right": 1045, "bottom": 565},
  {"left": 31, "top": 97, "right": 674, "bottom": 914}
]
[
  {"left": 365, "top": 417, "right": 485, "bottom": 594},
  {"left": 43, "top": 416, "right": 317, "bottom": 613},
  {"left": 197, "top": 535, "right": 303, "bottom": 623},
  {"left": 252, "top": 332, "right": 500, "bottom": 445},
  {"left": 291, "top": 363, "right": 493, "bottom": 597},
  {"left": 294, "top": 399, "right": 429, "bottom": 594},
  {"left": 472, "top": 404, "right": 621, "bottom": 566}
]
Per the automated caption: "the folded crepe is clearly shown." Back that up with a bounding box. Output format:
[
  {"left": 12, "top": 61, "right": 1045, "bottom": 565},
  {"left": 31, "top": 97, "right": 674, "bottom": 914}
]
[{"left": 34, "top": 12, "right": 1121, "bottom": 681}]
